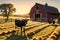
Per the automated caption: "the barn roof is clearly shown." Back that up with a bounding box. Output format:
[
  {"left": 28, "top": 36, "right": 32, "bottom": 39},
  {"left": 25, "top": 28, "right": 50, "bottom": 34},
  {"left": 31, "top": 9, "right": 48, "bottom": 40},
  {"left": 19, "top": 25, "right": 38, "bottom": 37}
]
[
  {"left": 35, "top": 3, "right": 59, "bottom": 14},
  {"left": 45, "top": 3, "right": 59, "bottom": 14}
]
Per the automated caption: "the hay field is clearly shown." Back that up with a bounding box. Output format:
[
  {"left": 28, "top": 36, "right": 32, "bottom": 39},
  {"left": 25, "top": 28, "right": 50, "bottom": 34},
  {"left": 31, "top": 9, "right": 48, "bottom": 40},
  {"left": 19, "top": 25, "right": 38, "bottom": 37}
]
[{"left": 0, "top": 17, "right": 60, "bottom": 40}]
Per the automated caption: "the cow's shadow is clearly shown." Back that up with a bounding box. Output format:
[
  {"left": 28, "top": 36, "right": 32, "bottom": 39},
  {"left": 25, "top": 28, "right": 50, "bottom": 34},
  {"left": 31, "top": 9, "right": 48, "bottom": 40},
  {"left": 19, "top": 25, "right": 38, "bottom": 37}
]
[{"left": 6, "top": 29, "right": 27, "bottom": 40}]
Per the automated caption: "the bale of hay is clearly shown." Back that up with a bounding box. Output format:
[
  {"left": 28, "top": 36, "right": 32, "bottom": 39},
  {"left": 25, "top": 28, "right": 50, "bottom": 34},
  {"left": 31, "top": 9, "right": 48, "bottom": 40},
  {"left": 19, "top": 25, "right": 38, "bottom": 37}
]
[
  {"left": 50, "top": 35, "right": 57, "bottom": 40},
  {"left": 33, "top": 38, "right": 37, "bottom": 40}
]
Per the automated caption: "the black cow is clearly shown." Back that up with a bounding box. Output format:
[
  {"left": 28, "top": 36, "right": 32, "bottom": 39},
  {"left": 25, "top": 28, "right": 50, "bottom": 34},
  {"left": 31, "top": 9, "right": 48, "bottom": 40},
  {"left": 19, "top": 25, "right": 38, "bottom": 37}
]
[
  {"left": 15, "top": 19, "right": 28, "bottom": 36},
  {"left": 15, "top": 19, "right": 28, "bottom": 30},
  {"left": 48, "top": 20, "right": 55, "bottom": 24},
  {"left": 53, "top": 21, "right": 55, "bottom": 24},
  {"left": 15, "top": 19, "right": 23, "bottom": 27},
  {"left": 48, "top": 20, "right": 52, "bottom": 24},
  {"left": 15, "top": 19, "right": 28, "bottom": 27}
]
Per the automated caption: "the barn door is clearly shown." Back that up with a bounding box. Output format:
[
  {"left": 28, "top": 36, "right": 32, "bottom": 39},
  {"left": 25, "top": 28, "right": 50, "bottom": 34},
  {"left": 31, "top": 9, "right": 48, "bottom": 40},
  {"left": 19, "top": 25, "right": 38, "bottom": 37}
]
[{"left": 35, "top": 14, "right": 40, "bottom": 21}]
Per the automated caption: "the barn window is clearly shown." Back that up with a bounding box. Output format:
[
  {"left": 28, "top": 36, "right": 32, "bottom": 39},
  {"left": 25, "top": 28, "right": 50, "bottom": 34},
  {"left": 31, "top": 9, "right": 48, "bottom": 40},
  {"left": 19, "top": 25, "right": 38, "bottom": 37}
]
[{"left": 36, "top": 6, "right": 39, "bottom": 9}]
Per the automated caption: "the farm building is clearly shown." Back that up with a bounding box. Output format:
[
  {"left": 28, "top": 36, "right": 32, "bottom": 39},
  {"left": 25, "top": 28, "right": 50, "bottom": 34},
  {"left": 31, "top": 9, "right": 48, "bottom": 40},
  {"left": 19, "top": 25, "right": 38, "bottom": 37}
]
[{"left": 29, "top": 3, "right": 60, "bottom": 21}]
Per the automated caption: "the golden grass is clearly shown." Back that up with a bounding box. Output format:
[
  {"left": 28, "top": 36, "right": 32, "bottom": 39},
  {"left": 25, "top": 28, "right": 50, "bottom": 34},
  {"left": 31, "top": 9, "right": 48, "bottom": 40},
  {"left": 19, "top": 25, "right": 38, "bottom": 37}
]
[{"left": 0, "top": 20, "right": 60, "bottom": 40}]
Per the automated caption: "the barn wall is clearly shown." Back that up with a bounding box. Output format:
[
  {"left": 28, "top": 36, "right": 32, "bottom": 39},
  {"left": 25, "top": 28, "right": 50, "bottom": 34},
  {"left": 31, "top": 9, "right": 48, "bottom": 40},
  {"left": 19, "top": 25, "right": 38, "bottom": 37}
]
[
  {"left": 47, "top": 13, "right": 59, "bottom": 20},
  {"left": 29, "top": 3, "right": 47, "bottom": 21}
]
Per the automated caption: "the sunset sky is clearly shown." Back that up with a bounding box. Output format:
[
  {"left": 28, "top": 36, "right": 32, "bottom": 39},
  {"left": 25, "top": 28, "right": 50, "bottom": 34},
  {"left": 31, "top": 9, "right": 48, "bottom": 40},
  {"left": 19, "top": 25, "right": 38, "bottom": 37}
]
[{"left": 0, "top": 0, "right": 60, "bottom": 15}]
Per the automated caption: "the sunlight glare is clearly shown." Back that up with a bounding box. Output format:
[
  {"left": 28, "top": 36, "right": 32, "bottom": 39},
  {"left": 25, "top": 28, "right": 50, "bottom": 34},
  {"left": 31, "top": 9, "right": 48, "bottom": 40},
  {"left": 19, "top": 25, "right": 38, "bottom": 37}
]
[{"left": 20, "top": 11, "right": 26, "bottom": 15}]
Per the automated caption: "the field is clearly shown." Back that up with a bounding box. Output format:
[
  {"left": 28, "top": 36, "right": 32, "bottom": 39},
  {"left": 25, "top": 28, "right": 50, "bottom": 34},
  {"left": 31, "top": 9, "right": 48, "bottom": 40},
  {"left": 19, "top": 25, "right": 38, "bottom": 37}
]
[{"left": 0, "top": 17, "right": 60, "bottom": 40}]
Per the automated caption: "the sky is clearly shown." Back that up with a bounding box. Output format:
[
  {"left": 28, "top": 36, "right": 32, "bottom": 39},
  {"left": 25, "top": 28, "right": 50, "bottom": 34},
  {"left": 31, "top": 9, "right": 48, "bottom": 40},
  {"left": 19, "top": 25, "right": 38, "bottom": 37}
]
[{"left": 0, "top": 0, "right": 60, "bottom": 15}]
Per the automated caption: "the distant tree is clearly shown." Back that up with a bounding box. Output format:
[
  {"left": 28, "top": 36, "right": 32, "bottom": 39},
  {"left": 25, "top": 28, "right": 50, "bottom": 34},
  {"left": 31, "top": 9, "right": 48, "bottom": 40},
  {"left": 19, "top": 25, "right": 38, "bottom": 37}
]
[{"left": 0, "top": 3, "right": 16, "bottom": 22}]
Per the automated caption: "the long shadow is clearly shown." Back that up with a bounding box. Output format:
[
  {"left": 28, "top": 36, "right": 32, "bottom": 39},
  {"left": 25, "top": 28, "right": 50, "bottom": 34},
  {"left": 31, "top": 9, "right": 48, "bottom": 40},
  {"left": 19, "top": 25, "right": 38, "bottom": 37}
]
[
  {"left": 6, "top": 29, "right": 27, "bottom": 40},
  {"left": 6, "top": 31, "right": 19, "bottom": 40},
  {"left": 21, "top": 27, "right": 27, "bottom": 40}
]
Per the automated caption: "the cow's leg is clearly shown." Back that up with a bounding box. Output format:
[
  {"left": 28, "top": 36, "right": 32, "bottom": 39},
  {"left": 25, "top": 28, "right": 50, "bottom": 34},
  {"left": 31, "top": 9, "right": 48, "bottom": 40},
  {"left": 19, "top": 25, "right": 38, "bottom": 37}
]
[
  {"left": 21, "top": 27, "right": 22, "bottom": 36},
  {"left": 20, "top": 27, "right": 22, "bottom": 40},
  {"left": 23, "top": 27, "right": 26, "bottom": 36}
]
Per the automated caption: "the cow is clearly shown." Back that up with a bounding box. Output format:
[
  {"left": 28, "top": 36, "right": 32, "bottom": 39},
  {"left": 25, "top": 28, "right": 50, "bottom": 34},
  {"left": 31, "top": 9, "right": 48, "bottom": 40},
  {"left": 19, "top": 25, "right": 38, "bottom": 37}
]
[
  {"left": 15, "top": 19, "right": 28, "bottom": 36},
  {"left": 53, "top": 21, "right": 55, "bottom": 24},
  {"left": 48, "top": 20, "right": 52, "bottom": 24},
  {"left": 15, "top": 19, "right": 28, "bottom": 27},
  {"left": 48, "top": 20, "right": 55, "bottom": 24}
]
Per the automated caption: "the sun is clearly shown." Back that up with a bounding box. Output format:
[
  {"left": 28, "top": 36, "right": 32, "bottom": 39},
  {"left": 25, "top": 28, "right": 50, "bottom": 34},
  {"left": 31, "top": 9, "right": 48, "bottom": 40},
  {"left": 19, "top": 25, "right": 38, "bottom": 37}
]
[
  {"left": 14, "top": 11, "right": 26, "bottom": 15},
  {"left": 20, "top": 11, "right": 26, "bottom": 15}
]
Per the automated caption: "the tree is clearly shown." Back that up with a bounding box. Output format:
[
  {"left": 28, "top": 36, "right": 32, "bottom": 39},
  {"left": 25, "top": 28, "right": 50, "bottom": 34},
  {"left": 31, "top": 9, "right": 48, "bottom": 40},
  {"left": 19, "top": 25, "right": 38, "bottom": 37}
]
[{"left": 0, "top": 3, "right": 16, "bottom": 22}]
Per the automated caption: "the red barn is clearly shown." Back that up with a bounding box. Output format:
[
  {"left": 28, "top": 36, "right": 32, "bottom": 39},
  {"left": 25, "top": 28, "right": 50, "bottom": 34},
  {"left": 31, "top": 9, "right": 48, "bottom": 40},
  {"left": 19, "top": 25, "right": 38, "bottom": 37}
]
[{"left": 29, "top": 3, "right": 60, "bottom": 21}]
